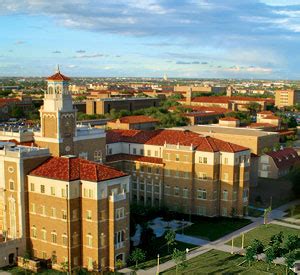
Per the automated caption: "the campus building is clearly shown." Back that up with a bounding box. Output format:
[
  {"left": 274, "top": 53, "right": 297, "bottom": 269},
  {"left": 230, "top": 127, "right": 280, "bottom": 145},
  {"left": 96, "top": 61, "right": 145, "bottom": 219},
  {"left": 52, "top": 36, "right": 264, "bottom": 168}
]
[
  {"left": 106, "top": 129, "right": 251, "bottom": 217},
  {"left": 275, "top": 89, "right": 300, "bottom": 108}
]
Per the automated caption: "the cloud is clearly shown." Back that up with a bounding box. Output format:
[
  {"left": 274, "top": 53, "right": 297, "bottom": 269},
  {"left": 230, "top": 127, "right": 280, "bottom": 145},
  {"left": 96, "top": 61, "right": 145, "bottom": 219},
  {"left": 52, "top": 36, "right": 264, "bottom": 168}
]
[
  {"left": 73, "top": 53, "right": 107, "bottom": 58},
  {"left": 52, "top": 50, "right": 61, "bottom": 54},
  {"left": 15, "top": 40, "right": 25, "bottom": 45},
  {"left": 176, "top": 60, "right": 200, "bottom": 65},
  {"left": 67, "top": 64, "right": 77, "bottom": 68},
  {"left": 201, "top": 62, "right": 208, "bottom": 64},
  {"left": 76, "top": 50, "right": 86, "bottom": 53}
]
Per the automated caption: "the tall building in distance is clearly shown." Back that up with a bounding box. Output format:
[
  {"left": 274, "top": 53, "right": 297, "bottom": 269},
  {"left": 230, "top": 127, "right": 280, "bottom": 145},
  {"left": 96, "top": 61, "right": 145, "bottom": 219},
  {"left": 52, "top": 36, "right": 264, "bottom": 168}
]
[{"left": 275, "top": 89, "right": 300, "bottom": 108}]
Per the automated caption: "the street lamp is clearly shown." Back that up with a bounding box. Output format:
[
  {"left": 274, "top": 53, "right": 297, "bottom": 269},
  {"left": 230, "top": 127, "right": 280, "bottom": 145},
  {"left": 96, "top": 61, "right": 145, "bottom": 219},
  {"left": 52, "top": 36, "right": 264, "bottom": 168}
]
[{"left": 156, "top": 254, "right": 160, "bottom": 275}]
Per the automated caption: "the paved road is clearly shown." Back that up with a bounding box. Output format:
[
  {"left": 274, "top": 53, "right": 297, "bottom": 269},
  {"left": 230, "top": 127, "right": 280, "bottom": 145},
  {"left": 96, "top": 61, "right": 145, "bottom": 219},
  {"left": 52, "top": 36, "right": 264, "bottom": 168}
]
[{"left": 120, "top": 199, "right": 300, "bottom": 275}]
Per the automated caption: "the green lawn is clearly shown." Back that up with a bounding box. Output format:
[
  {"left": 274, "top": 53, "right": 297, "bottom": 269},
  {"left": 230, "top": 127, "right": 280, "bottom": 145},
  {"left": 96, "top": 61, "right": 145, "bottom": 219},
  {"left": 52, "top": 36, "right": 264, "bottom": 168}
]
[
  {"left": 161, "top": 250, "right": 291, "bottom": 274},
  {"left": 287, "top": 204, "right": 300, "bottom": 219},
  {"left": 182, "top": 217, "right": 252, "bottom": 241},
  {"left": 133, "top": 238, "right": 197, "bottom": 270},
  {"left": 226, "top": 223, "right": 300, "bottom": 248},
  {"left": 0, "top": 266, "right": 64, "bottom": 274}
]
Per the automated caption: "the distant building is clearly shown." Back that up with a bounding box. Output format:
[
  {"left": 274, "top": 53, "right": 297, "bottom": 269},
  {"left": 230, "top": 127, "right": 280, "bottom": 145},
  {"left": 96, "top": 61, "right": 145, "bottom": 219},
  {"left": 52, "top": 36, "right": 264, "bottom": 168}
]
[
  {"left": 107, "top": 115, "right": 159, "bottom": 130},
  {"left": 180, "top": 95, "right": 273, "bottom": 112},
  {"left": 86, "top": 97, "right": 161, "bottom": 115},
  {"left": 275, "top": 89, "right": 300, "bottom": 108},
  {"left": 219, "top": 117, "right": 240, "bottom": 127},
  {"left": 259, "top": 147, "right": 300, "bottom": 179}
]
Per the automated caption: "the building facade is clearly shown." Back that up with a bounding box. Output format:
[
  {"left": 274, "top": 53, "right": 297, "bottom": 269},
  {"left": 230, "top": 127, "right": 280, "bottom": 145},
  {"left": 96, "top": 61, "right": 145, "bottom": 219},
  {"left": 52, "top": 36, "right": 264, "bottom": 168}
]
[
  {"left": 275, "top": 89, "right": 300, "bottom": 108},
  {"left": 106, "top": 129, "right": 251, "bottom": 217}
]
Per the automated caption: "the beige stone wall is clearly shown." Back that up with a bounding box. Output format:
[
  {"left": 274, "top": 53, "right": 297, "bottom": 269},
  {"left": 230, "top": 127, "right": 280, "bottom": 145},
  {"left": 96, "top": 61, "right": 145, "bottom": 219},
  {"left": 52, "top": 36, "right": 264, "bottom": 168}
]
[
  {"left": 74, "top": 137, "right": 106, "bottom": 162},
  {"left": 41, "top": 113, "right": 58, "bottom": 139}
]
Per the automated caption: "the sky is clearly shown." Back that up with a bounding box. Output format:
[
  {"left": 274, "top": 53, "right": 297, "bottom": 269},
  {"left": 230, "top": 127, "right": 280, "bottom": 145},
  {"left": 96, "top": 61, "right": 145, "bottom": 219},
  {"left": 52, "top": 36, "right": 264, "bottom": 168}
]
[{"left": 1, "top": 0, "right": 300, "bottom": 79}]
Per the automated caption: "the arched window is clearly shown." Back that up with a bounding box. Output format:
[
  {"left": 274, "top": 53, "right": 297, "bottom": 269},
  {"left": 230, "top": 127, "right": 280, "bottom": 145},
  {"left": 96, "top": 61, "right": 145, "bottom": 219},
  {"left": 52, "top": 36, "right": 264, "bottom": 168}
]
[{"left": 48, "top": 86, "right": 54, "bottom": 94}]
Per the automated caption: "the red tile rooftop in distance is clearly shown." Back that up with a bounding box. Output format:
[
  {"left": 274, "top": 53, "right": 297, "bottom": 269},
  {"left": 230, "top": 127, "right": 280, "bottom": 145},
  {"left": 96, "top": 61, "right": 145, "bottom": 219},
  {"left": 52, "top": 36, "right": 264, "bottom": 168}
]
[
  {"left": 219, "top": 117, "right": 239, "bottom": 121},
  {"left": 106, "top": 129, "right": 248, "bottom": 153},
  {"left": 265, "top": 148, "right": 300, "bottom": 169},
  {"left": 47, "top": 72, "right": 71, "bottom": 81},
  {"left": 30, "top": 156, "right": 127, "bottom": 182},
  {"left": 111, "top": 115, "right": 159, "bottom": 124}
]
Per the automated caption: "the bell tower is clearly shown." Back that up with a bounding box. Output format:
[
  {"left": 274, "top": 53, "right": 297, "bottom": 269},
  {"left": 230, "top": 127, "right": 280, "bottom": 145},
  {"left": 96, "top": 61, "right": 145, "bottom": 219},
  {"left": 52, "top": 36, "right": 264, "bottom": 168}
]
[{"left": 37, "top": 66, "right": 77, "bottom": 156}]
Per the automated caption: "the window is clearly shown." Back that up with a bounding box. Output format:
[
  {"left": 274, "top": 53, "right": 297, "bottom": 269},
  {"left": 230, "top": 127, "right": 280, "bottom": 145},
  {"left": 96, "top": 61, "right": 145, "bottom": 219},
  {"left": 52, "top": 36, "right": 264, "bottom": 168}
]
[
  {"left": 154, "top": 184, "right": 159, "bottom": 193},
  {"left": 62, "top": 234, "right": 68, "bottom": 246},
  {"left": 61, "top": 188, "right": 66, "bottom": 198},
  {"left": 174, "top": 187, "right": 180, "bottom": 196},
  {"left": 147, "top": 150, "right": 151, "bottom": 156},
  {"left": 88, "top": 189, "right": 94, "bottom": 198},
  {"left": 175, "top": 154, "right": 179, "bottom": 161},
  {"left": 197, "top": 206, "right": 206, "bottom": 216},
  {"left": 31, "top": 203, "right": 36, "bottom": 213},
  {"left": 51, "top": 207, "right": 56, "bottom": 218},
  {"left": 41, "top": 228, "right": 47, "bottom": 241},
  {"left": 197, "top": 189, "right": 207, "bottom": 200},
  {"left": 94, "top": 150, "right": 102, "bottom": 162},
  {"left": 184, "top": 172, "right": 189, "bottom": 179},
  {"left": 233, "top": 191, "right": 237, "bottom": 201},
  {"left": 140, "top": 183, "right": 145, "bottom": 191},
  {"left": 223, "top": 173, "right": 229, "bottom": 181},
  {"left": 199, "top": 157, "right": 207, "bottom": 163},
  {"left": 155, "top": 151, "right": 158, "bottom": 157},
  {"left": 147, "top": 166, "right": 152, "bottom": 173},
  {"left": 40, "top": 185, "right": 45, "bottom": 193},
  {"left": 62, "top": 210, "right": 67, "bottom": 220},
  {"left": 183, "top": 188, "right": 189, "bottom": 198},
  {"left": 133, "top": 148, "right": 137, "bottom": 155},
  {"left": 100, "top": 233, "right": 106, "bottom": 247},
  {"left": 86, "top": 210, "right": 92, "bottom": 220},
  {"left": 9, "top": 180, "right": 14, "bottom": 191},
  {"left": 198, "top": 172, "right": 207, "bottom": 180},
  {"left": 116, "top": 208, "right": 125, "bottom": 220},
  {"left": 51, "top": 231, "right": 57, "bottom": 243},
  {"left": 30, "top": 183, "right": 35, "bottom": 192},
  {"left": 147, "top": 184, "right": 152, "bottom": 193},
  {"left": 140, "top": 166, "right": 144, "bottom": 173},
  {"left": 88, "top": 257, "right": 93, "bottom": 270},
  {"left": 50, "top": 187, "right": 56, "bottom": 196},
  {"left": 224, "top": 157, "right": 228, "bottom": 165},
  {"left": 79, "top": 151, "right": 88, "bottom": 160},
  {"left": 72, "top": 232, "right": 79, "bottom": 246},
  {"left": 166, "top": 153, "right": 170, "bottom": 160},
  {"left": 165, "top": 169, "right": 171, "bottom": 176},
  {"left": 140, "top": 149, "right": 144, "bottom": 155},
  {"left": 108, "top": 148, "right": 112, "bottom": 155},
  {"left": 175, "top": 170, "right": 179, "bottom": 178},
  {"left": 72, "top": 209, "right": 78, "bottom": 219},
  {"left": 223, "top": 190, "right": 228, "bottom": 201},
  {"left": 87, "top": 233, "right": 93, "bottom": 247},
  {"left": 155, "top": 167, "right": 160, "bottom": 174},
  {"left": 165, "top": 185, "right": 170, "bottom": 195},
  {"left": 41, "top": 205, "right": 46, "bottom": 216},
  {"left": 222, "top": 207, "right": 228, "bottom": 217},
  {"left": 114, "top": 230, "right": 125, "bottom": 245},
  {"left": 132, "top": 181, "right": 137, "bottom": 190},
  {"left": 32, "top": 226, "right": 37, "bottom": 238}
]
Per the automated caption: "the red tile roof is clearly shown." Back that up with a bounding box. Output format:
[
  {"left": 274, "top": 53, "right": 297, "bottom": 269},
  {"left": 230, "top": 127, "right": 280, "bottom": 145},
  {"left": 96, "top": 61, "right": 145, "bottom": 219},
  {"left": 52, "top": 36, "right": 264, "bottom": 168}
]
[
  {"left": 0, "top": 98, "right": 20, "bottom": 107},
  {"left": 179, "top": 96, "right": 271, "bottom": 104},
  {"left": 106, "top": 154, "right": 164, "bottom": 164},
  {"left": 47, "top": 72, "right": 71, "bottom": 81},
  {"left": 110, "top": 115, "right": 159, "bottom": 124},
  {"left": 30, "top": 156, "right": 127, "bottom": 182},
  {"left": 106, "top": 129, "right": 248, "bottom": 153},
  {"left": 266, "top": 148, "right": 300, "bottom": 169}
]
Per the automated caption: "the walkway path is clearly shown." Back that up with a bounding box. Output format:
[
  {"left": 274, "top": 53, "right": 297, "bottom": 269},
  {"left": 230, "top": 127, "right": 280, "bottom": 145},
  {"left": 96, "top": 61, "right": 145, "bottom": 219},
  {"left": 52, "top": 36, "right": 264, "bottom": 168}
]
[
  {"left": 120, "top": 199, "right": 300, "bottom": 275},
  {"left": 271, "top": 220, "right": 300, "bottom": 230}
]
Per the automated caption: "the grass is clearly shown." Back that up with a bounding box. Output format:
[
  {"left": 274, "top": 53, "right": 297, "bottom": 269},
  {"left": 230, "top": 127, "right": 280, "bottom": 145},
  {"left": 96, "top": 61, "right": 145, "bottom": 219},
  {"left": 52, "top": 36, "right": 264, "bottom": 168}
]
[
  {"left": 133, "top": 237, "right": 197, "bottom": 270},
  {"left": 161, "top": 249, "right": 291, "bottom": 274},
  {"left": 286, "top": 204, "right": 300, "bottom": 219},
  {"left": 0, "top": 266, "right": 63, "bottom": 274},
  {"left": 226, "top": 223, "right": 300, "bottom": 248},
  {"left": 181, "top": 217, "right": 252, "bottom": 241}
]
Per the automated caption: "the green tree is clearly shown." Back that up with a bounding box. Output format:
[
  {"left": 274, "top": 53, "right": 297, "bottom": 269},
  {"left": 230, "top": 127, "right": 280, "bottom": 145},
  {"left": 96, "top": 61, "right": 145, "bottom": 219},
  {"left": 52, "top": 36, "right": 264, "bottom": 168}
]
[
  {"left": 284, "top": 234, "right": 299, "bottom": 252},
  {"left": 172, "top": 248, "right": 187, "bottom": 275},
  {"left": 245, "top": 246, "right": 256, "bottom": 267},
  {"left": 130, "top": 248, "right": 146, "bottom": 269},
  {"left": 251, "top": 239, "right": 264, "bottom": 259},
  {"left": 60, "top": 261, "right": 69, "bottom": 274},
  {"left": 246, "top": 102, "right": 261, "bottom": 114},
  {"left": 10, "top": 106, "right": 24, "bottom": 118},
  {"left": 165, "top": 229, "right": 176, "bottom": 253},
  {"left": 265, "top": 246, "right": 276, "bottom": 271},
  {"left": 284, "top": 251, "right": 296, "bottom": 275}
]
